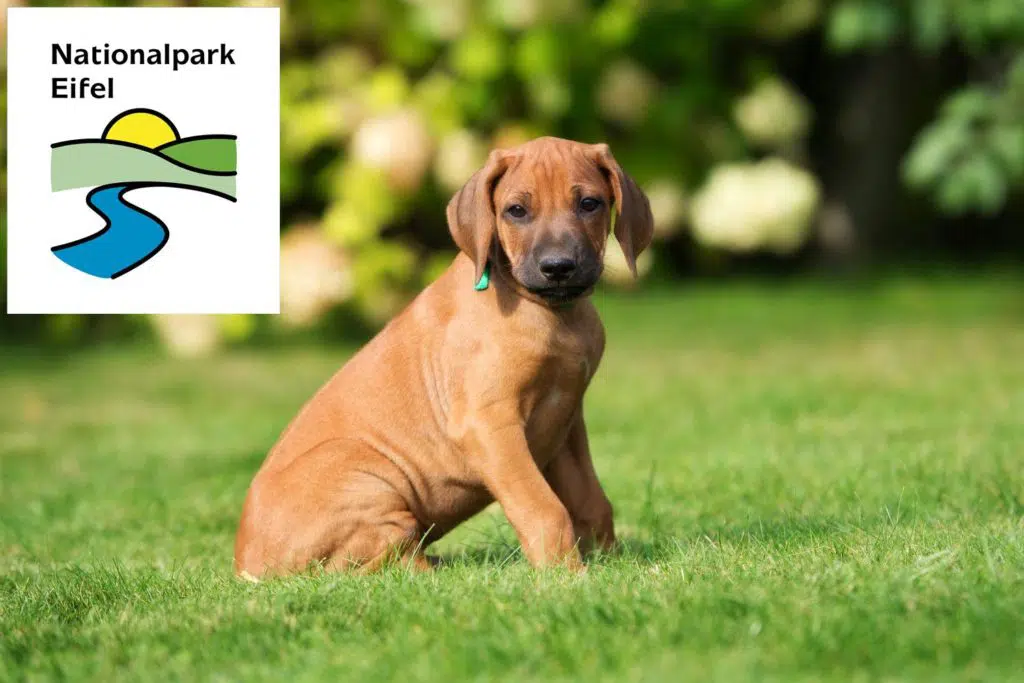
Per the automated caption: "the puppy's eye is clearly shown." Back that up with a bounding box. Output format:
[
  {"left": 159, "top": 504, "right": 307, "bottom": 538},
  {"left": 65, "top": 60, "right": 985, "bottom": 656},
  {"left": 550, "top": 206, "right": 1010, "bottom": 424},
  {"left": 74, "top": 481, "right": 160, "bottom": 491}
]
[
  {"left": 580, "top": 197, "right": 602, "bottom": 213},
  {"left": 506, "top": 204, "right": 528, "bottom": 219}
]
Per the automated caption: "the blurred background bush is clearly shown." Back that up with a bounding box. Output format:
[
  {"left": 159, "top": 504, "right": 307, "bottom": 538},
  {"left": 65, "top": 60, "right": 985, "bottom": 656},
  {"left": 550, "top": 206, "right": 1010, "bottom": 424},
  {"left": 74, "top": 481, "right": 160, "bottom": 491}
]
[{"left": 1, "top": 0, "right": 1022, "bottom": 355}]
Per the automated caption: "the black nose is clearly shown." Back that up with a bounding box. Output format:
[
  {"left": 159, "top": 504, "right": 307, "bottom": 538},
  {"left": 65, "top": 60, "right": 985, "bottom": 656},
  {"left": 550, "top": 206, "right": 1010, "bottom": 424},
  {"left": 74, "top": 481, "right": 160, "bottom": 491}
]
[{"left": 539, "top": 256, "right": 577, "bottom": 283}]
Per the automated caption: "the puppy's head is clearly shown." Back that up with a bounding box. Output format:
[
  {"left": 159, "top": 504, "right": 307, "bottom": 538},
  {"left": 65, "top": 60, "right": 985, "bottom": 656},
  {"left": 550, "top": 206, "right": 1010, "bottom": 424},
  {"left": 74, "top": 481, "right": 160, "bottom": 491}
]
[{"left": 447, "top": 137, "right": 653, "bottom": 305}]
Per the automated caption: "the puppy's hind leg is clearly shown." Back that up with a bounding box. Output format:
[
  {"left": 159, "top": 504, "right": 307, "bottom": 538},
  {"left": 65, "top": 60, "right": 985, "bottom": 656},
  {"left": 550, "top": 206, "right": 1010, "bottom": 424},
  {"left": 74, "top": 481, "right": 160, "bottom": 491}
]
[
  {"left": 325, "top": 506, "right": 432, "bottom": 573},
  {"left": 235, "top": 441, "right": 427, "bottom": 577}
]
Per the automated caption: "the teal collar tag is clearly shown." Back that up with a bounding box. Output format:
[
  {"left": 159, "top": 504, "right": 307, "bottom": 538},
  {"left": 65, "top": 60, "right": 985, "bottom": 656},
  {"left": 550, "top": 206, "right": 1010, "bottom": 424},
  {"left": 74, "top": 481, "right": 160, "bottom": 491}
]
[{"left": 474, "top": 262, "right": 491, "bottom": 291}]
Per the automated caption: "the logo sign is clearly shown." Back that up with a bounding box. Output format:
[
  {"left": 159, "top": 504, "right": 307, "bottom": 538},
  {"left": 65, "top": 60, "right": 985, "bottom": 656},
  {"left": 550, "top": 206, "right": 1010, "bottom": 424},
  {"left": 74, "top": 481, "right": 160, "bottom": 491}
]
[
  {"left": 51, "top": 108, "right": 238, "bottom": 279},
  {"left": 6, "top": 8, "right": 280, "bottom": 314}
]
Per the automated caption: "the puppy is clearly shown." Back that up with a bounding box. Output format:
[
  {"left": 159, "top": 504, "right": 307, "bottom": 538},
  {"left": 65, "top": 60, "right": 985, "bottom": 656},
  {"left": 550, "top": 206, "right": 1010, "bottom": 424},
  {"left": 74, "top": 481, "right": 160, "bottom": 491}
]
[{"left": 235, "top": 137, "right": 653, "bottom": 576}]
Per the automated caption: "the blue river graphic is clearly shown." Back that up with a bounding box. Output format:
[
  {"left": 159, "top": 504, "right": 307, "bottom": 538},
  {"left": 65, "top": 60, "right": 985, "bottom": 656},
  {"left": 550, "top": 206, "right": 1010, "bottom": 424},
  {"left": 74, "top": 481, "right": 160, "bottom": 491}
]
[{"left": 52, "top": 184, "right": 171, "bottom": 279}]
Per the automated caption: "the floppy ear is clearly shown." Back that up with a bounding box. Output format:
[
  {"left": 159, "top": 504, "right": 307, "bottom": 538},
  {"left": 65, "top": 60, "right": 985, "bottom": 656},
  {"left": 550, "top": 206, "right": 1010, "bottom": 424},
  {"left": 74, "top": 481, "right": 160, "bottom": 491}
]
[
  {"left": 591, "top": 143, "right": 654, "bottom": 277},
  {"left": 446, "top": 150, "right": 510, "bottom": 285}
]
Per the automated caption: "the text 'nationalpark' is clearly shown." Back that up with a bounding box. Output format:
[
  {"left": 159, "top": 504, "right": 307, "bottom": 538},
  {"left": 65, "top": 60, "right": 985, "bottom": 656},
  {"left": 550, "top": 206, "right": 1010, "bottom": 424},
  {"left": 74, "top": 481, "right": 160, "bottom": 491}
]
[{"left": 51, "top": 43, "right": 237, "bottom": 99}]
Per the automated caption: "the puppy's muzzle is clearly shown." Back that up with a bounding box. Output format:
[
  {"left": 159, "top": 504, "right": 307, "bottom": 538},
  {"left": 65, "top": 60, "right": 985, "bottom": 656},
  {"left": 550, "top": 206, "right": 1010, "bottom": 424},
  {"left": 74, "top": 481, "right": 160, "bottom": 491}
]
[{"left": 526, "top": 247, "right": 601, "bottom": 304}]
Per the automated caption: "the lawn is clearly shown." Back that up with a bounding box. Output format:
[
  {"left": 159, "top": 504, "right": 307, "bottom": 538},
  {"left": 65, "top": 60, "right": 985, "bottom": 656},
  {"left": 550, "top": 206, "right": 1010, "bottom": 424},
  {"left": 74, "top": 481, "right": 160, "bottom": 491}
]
[{"left": 1, "top": 274, "right": 1023, "bottom": 682}]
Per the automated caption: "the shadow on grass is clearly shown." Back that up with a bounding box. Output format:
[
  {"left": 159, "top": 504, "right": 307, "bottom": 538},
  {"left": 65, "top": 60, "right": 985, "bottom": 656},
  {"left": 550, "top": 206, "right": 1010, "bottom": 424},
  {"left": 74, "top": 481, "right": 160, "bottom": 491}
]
[
  {"left": 617, "top": 515, "right": 872, "bottom": 560},
  {"left": 428, "top": 542, "right": 524, "bottom": 569},
  {"left": 427, "top": 513, "right": 909, "bottom": 569}
]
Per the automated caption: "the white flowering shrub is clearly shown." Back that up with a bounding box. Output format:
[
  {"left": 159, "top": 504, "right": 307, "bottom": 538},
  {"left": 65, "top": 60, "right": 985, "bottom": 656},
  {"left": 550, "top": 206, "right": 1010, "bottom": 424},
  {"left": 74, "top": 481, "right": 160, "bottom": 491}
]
[
  {"left": 601, "top": 238, "right": 654, "bottom": 287},
  {"left": 644, "top": 180, "right": 688, "bottom": 240},
  {"left": 148, "top": 315, "right": 223, "bottom": 359},
  {"left": 690, "top": 159, "right": 822, "bottom": 255},
  {"left": 733, "top": 78, "right": 812, "bottom": 150},
  {"left": 279, "top": 227, "right": 354, "bottom": 329},
  {"left": 350, "top": 110, "right": 433, "bottom": 192}
]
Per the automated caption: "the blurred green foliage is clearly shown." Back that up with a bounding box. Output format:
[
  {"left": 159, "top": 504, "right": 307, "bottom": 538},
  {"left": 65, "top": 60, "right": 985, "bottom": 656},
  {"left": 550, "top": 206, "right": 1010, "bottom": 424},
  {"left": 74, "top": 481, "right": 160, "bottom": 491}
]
[
  {"left": 902, "top": 57, "right": 1024, "bottom": 215},
  {"left": 1, "top": 0, "right": 1021, "bottom": 352},
  {"left": 829, "top": 0, "right": 1024, "bottom": 214}
]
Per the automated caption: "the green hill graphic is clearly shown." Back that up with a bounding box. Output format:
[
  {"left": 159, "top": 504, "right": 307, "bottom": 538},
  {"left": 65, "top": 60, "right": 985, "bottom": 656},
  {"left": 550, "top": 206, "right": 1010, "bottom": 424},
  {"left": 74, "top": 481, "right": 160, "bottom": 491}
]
[
  {"left": 157, "top": 136, "right": 237, "bottom": 174},
  {"left": 52, "top": 136, "right": 237, "bottom": 198}
]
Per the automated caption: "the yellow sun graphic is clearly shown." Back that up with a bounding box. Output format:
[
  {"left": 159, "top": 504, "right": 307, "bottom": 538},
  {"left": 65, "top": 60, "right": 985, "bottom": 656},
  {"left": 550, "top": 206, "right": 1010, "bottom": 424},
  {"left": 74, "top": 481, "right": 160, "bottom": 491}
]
[{"left": 102, "top": 109, "right": 180, "bottom": 149}]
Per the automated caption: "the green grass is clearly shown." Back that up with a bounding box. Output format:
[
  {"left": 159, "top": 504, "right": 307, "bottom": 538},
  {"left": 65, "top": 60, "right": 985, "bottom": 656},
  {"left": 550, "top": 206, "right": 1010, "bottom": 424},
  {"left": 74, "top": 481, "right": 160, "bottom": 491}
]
[{"left": 1, "top": 275, "right": 1023, "bottom": 682}]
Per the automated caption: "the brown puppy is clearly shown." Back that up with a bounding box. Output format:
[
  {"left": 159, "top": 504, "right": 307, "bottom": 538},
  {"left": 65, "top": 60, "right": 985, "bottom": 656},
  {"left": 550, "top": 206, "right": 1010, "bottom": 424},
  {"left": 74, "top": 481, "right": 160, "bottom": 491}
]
[{"left": 235, "top": 137, "right": 653, "bottom": 576}]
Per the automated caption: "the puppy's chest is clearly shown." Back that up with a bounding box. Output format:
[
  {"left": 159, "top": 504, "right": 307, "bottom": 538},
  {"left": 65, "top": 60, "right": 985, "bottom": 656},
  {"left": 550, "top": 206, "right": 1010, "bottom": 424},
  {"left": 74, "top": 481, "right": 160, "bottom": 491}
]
[{"left": 522, "top": 353, "right": 593, "bottom": 459}]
